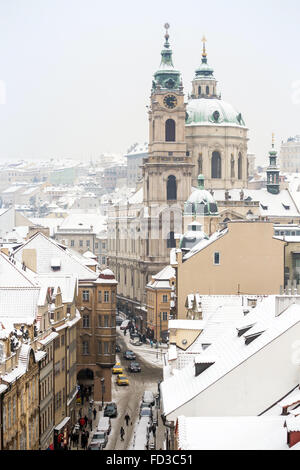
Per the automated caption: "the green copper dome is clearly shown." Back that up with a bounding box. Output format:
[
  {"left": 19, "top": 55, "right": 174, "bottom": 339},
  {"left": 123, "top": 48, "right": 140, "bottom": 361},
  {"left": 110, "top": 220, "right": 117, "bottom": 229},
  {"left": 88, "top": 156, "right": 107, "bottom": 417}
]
[
  {"left": 184, "top": 175, "right": 219, "bottom": 216},
  {"left": 186, "top": 98, "right": 246, "bottom": 126}
]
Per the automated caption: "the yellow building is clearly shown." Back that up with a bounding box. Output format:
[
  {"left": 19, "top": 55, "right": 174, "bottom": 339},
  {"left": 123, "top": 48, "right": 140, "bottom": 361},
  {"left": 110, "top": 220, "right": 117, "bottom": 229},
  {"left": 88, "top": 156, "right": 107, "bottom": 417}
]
[
  {"left": 146, "top": 265, "right": 176, "bottom": 341},
  {"left": 0, "top": 331, "right": 41, "bottom": 450},
  {"left": 173, "top": 221, "right": 285, "bottom": 317}
]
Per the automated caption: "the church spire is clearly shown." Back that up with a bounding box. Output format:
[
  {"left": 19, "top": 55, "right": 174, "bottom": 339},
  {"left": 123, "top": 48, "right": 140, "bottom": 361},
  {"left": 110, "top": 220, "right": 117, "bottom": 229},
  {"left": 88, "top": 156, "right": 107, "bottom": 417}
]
[
  {"left": 267, "top": 133, "right": 280, "bottom": 194},
  {"left": 191, "top": 35, "right": 219, "bottom": 99},
  {"left": 152, "top": 24, "right": 181, "bottom": 92}
]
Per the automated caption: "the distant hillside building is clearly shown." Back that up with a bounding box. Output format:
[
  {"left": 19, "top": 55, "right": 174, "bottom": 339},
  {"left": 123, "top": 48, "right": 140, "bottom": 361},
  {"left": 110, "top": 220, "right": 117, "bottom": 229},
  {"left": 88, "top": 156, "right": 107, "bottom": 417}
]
[
  {"left": 280, "top": 136, "right": 300, "bottom": 173},
  {"left": 125, "top": 143, "right": 148, "bottom": 188}
]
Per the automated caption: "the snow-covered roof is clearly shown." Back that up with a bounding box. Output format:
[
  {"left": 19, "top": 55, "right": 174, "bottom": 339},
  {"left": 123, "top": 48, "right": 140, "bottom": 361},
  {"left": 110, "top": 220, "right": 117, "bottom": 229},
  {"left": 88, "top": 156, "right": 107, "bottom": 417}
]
[
  {"left": 214, "top": 188, "right": 299, "bottom": 218},
  {"left": 13, "top": 232, "right": 98, "bottom": 281},
  {"left": 169, "top": 320, "right": 206, "bottom": 330},
  {"left": 177, "top": 415, "right": 287, "bottom": 450},
  {"left": 183, "top": 228, "right": 228, "bottom": 261},
  {"left": 35, "top": 273, "right": 78, "bottom": 304},
  {"left": 161, "top": 296, "right": 300, "bottom": 417}
]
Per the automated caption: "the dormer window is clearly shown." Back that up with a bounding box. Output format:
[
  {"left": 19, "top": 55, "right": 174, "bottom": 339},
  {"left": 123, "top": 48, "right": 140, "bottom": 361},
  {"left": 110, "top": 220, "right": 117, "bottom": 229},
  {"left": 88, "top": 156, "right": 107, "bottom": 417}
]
[
  {"left": 244, "top": 331, "right": 265, "bottom": 345},
  {"left": 260, "top": 203, "right": 268, "bottom": 210},
  {"left": 282, "top": 204, "right": 290, "bottom": 210},
  {"left": 50, "top": 258, "right": 61, "bottom": 271},
  {"left": 237, "top": 324, "right": 255, "bottom": 337},
  {"left": 195, "top": 358, "right": 215, "bottom": 377}
]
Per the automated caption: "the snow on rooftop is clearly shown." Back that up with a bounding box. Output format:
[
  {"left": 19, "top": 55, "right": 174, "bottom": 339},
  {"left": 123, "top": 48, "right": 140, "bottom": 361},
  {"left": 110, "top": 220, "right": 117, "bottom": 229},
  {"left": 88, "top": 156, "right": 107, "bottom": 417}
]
[
  {"left": 177, "top": 415, "right": 288, "bottom": 450},
  {"left": 214, "top": 188, "right": 299, "bottom": 217},
  {"left": 161, "top": 296, "right": 300, "bottom": 417}
]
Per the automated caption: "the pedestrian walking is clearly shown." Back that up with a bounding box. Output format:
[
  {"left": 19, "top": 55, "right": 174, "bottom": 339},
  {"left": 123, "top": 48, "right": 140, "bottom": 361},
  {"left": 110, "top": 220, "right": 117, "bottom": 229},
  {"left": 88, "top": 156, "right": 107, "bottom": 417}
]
[
  {"left": 120, "top": 426, "right": 125, "bottom": 441},
  {"left": 84, "top": 415, "right": 88, "bottom": 427},
  {"left": 150, "top": 339, "right": 153, "bottom": 348},
  {"left": 124, "top": 413, "right": 130, "bottom": 426},
  {"left": 81, "top": 432, "right": 86, "bottom": 449},
  {"left": 88, "top": 418, "right": 92, "bottom": 430},
  {"left": 79, "top": 407, "right": 82, "bottom": 418},
  {"left": 152, "top": 425, "right": 156, "bottom": 437},
  {"left": 93, "top": 407, "right": 97, "bottom": 420},
  {"left": 79, "top": 417, "right": 85, "bottom": 430}
]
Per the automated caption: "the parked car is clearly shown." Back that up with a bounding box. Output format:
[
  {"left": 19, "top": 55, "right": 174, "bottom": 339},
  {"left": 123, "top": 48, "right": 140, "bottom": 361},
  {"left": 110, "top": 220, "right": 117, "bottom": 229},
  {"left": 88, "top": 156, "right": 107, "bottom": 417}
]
[
  {"left": 88, "top": 442, "right": 103, "bottom": 450},
  {"left": 130, "top": 332, "right": 140, "bottom": 340},
  {"left": 97, "top": 416, "right": 111, "bottom": 435},
  {"left": 115, "top": 344, "right": 121, "bottom": 353},
  {"left": 117, "top": 374, "right": 129, "bottom": 386},
  {"left": 123, "top": 350, "right": 136, "bottom": 360},
  {"left": 112, "top": 363, "right": 123, "bottom": 374},
  {"left": 142, "top": 390, "right": 155, "bottom": 407},
  {"left": 120, "top": 320, "right": 130, "bottom": 330},
  {"left": 139, "top": 406, "right": 153, "bottom": 420},
  {"left": 104, "top": 402, "right": 118, "bottom": 418},
  {"left": 90, "top": 431, "right": 108, "bottom": 449},
  {"left": 140, "top": 401, "right": 151, "bottom": 410},
  {"left": 128, "top": 361, "right": 141, "bottom": 373},
  {"left": 129, "top": 339, "right": 142, "bottom": 346}
]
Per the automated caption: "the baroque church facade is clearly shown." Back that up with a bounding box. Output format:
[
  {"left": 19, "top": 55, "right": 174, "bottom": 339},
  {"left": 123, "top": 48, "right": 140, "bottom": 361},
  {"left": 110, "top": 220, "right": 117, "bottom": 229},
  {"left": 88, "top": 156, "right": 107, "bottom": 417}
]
[{"left": 107, "top": 25, "right": 250, "bottom": 328}]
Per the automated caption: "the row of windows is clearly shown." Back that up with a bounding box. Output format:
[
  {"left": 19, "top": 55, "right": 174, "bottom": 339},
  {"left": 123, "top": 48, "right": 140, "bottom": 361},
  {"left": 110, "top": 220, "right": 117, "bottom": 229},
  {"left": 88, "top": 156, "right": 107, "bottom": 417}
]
[
  {"left": 82, "top": 314, "right": 115, "bottom": 328},
  {"left": 54, "top": 335, "right": 65, "bottom": 350},
  {"left": 55, "top": 388, "right": 65, "bottom": 411},
  {"left": 82, "top": 290, "right": 113, "bottom": 303},
  {"left": 40, "top": 373, "right": 53, "bottom": 401},
  {"left": 3, "top": 377, "right": 38, "bottom": 433},
  {"left": 41, "top": 403, "right": 53, "bottom": 435},
  {"left": 82, "top": 340, "right": 115, "bottom": 355}
]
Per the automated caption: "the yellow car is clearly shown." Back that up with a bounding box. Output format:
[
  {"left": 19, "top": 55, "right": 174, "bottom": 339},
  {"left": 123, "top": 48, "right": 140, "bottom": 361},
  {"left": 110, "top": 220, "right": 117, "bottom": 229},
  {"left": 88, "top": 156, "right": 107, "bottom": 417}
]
[
  {"left": 117, "top": 374, "right": 129, "bottom": 386},
  {"left": 112, "top": 363, "right": 124, "bottom": 375}
]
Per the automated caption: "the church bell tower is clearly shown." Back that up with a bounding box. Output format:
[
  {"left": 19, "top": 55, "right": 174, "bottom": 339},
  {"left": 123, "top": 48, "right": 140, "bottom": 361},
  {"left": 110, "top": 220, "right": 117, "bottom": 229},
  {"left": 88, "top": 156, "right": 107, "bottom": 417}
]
[{"left": 143, "top": 24, "right": 193, "bottom": 206}]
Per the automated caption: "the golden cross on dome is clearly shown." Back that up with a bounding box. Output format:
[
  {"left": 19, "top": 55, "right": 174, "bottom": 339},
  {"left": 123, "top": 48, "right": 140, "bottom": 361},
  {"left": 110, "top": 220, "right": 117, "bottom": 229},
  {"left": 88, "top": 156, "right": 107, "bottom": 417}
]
[
  {"left": 164, "top": 22, "right": 170, "bottom": 41},
  {"left": 202, "top": 35, "right": 207, "bottom": 56}
]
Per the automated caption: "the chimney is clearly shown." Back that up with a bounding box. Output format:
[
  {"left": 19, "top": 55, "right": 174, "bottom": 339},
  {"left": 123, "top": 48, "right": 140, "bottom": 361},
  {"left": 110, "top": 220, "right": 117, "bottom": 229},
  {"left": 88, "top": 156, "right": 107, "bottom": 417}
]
[{"left": 286, "top": 416, "right": 300, "bottom": 448}]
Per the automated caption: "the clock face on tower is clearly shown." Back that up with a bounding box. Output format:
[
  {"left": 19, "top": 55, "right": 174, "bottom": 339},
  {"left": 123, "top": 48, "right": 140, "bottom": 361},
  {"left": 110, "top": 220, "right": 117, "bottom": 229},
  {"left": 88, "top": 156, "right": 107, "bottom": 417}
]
[{"left": 163, "top": 94, "right": 177, "bottom": 109}]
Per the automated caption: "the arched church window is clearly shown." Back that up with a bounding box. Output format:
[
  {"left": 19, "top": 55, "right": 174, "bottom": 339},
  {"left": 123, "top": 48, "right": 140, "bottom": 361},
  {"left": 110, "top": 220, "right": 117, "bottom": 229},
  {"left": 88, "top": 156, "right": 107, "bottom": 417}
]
[
  {"left": 231, "top": 155, "right": 235, "bottom": 178},
  {"left": 198, "top": 86, "right": 201, "bottom": 96},
  {"left": 167, "top": 232, "right": 176, "bottom": 249},
  {"left": 206, "top": 86, "right": 209, "bottom": 95},
  {"left": 198, "top": 154, "right": 203, "bottom": 174},
  {"left": 238, "top": 153, "right": 242, "bottom": 180},
  {"left": 167, "top": 175, "right": 177, "bottom": 201},
  {"left": 211, "top": 151, "right": 222, "bottom": 179},
  {"left": 165, "top": 119, "right": 176, "bottom": 142}
]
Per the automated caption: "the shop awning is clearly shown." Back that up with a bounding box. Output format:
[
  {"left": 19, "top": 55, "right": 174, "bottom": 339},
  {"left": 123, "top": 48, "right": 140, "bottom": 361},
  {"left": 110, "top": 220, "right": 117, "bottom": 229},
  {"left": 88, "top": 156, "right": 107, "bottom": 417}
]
[{"left": 54, "top": 417, "right": 70, "bottom": 431}]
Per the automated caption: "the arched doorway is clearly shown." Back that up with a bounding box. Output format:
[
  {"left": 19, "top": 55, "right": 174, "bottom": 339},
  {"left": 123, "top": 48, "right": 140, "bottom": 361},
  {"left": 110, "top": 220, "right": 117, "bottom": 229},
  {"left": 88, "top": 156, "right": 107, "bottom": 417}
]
[{"left": 77, "top": 368, "right": 94, "bottom": 403}]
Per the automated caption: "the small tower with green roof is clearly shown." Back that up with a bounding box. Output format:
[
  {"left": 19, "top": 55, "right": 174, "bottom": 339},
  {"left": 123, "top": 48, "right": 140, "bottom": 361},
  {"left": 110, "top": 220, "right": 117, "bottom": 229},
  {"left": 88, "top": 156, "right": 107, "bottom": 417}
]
[
  {"left": 266, "top": 133, "right": 280, "bottom": 195},
  {"left": 191, "top": 36, "right": 219, "bottom": 100}
]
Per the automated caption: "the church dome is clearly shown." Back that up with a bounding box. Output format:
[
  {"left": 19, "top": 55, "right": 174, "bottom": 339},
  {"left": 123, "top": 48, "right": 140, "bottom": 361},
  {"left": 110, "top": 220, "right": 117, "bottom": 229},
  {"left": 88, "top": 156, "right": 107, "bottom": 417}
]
[
  {"left": 186, "top": 98, "right": 245, "bottom": 127},
  {"left": 180, "top": 222, "right": 209, "bottom": 251},
  {"left": 185, "top": 175, "right": 219, "bottom": 216}
]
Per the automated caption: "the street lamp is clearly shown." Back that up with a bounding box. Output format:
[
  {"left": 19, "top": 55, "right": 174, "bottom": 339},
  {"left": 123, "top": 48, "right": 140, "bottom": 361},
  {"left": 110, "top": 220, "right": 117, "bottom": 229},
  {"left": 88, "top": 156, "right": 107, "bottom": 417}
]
[{"left": 101, "top": 378, "right": 105, "bottom": 408}]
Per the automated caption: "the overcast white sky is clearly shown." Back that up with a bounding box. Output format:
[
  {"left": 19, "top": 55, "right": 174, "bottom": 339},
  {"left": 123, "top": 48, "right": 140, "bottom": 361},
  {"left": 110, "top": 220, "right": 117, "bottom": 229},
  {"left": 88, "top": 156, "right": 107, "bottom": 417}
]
[{"left": 0, "top": 0, "right": 299, "bottom": 165}]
